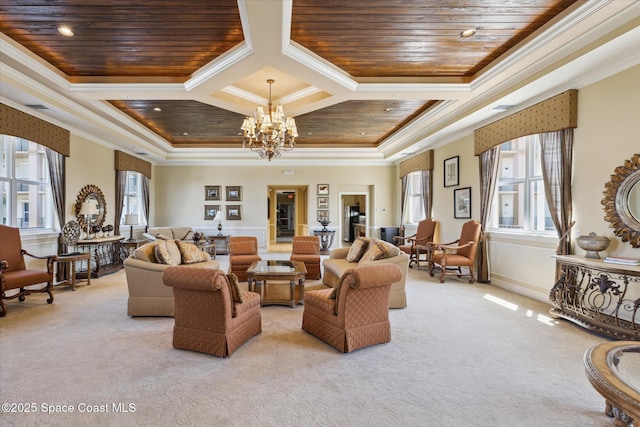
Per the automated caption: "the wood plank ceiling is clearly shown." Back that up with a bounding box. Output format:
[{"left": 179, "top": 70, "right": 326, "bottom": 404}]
[{"left": 0, "top": 0, "right": 579, "bottom": 150}]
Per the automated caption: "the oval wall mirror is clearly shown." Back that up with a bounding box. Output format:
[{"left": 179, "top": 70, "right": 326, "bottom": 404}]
[
  {"left": 602, "top": 153, "right": 640, "bottom": 248},
  {"left": 75, "top": 184, "right": 107, "bottom": 231}
]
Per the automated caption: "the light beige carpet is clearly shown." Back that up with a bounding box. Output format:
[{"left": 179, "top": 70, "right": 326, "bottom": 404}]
[{"left": 0, "top": 252, "right": 612, "bottom": 426}]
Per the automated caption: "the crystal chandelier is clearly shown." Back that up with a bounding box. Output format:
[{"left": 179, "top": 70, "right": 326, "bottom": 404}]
[{"left": 241, "top": 79, "right": 298, "bottom": 161}]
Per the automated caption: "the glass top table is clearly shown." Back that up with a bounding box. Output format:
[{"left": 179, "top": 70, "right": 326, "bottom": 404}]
[
  {"left": 246, "top": 260, "right": 307, "bottom": 308},
  {"left": 584, "top": 341, "right": 640, "bottom": 425}
]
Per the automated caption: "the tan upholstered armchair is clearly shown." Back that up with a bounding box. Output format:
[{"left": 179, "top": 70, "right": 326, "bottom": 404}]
[
  {"left": 0, "top": 225, "right": 57, "bottom": 317},
  {"left": 162, "top": 267, "right": 261, "bottom": 357},
  {"left": 428, "top": 220, "right": 482, "bottom": 283},
  {"left": 290, "top": 236, "right": 321, "bottom": 280},
  {"left": 394, "top": 218, "right": 436, "bottom": 268},
  {"left": 228, "top": 236, "right": 261, "bottom": 282},
  {"left": 302, "top": 263, "right": 402, "bottom": 353}
]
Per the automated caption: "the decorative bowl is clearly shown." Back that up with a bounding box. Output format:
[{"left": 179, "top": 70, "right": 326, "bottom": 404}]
[
  {"left": 319, "top": 220, "right": 331, "bottom": 231},
  {"left": 576, "top": 232, "right": 610, "bottom": 259}
]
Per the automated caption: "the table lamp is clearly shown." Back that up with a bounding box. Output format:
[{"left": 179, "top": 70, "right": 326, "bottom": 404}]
[
  {"left": 124, "top": 214, "right": 138, "bottom": 242},
  {"left": 80, "top": 200, "right": 99, "bottom": 239},
  {"left": 214, "top": 210, "right": 223, "bottom": 236}
]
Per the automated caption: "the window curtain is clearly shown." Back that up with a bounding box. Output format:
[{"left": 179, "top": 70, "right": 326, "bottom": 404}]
[
  {"left": 141, "top": 175, "right": 150, "bottom": 232},
  {"left": 539, "top": 128, "right": 574, "bottom": 255},
  {"left": 477, "top": 147, "right": 500, "bottom": 283},
  {"left": 114, "top": 170, "right": 127, "bottom": 236},
  {"left": 420, "top": 170, "right": 432, "bottom": 219},
  {"left": 45, "top": 148, "right": 66, "bottom": 281},
  {"left": 400, "top": 175, "right": 408, "bottom": 237}
]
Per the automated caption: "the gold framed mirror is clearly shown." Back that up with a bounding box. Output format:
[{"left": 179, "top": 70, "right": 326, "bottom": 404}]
[
  {"left": 602, "top": 154, "right": 640, "bottom": 248},
  {"left": 75, "top": 184, "right": 107, "bottom": 231}
]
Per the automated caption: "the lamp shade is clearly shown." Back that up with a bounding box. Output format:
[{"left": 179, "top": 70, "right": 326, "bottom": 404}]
[
  {"left": 80, "top": 200, "right": 98, "bottom": 215},
  {"left": 213, "top": 210, "right": 223, "bottom": 221},
  {"left": 124, "top": 214, "right": 138, "bottom": 226}
]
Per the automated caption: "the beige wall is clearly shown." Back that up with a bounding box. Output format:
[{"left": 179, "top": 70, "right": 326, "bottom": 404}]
[{"left": 152, "top": 165, "right": 398, "bottom": 248}]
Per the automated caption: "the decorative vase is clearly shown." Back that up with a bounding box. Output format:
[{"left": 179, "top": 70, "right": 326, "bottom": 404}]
[
  {"left": 193, "top": 231, "right": 202, "bottom": 244},
  {"left": 576, "top": 232, "right": 610, "bottom": 259},
  {"left": 319, "top": 219, "right": 331, "bottom": 231}
]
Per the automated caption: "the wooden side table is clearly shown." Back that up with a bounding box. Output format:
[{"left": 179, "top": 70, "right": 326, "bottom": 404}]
[
  {"left": 208, "top": 235, "right": 230, "bottom": 255},
  {"left": 55, "top": 253, "right": 91, "bottom": 290}
]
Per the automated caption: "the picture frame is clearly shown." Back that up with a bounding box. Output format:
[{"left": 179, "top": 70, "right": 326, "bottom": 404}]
[
  {"left": 454, "top": 187, "right": 472, "bottom": 219},
  {"left": 226, "top": 205, "right": 242, "bottom": 220},
  {"left": 204, "top": 204, "right": 220, "bottom": 220},
  {"left": 317, "top": 184, "right": 329, "bottom": 195},
  {"left": 444, "top": 156, "right": 460, "bottom": 188},
  {"left": 205, "top": 185, "right": 221, "bottom": 201},
  {"left": 317, "top": 210, "right": 329, "bottom": 223},
  {"left": 226, "top": 186, "right": 242, "bottom": 201},
  {"left": 317, "top": 196, "right": 329, "bottom": 209}
]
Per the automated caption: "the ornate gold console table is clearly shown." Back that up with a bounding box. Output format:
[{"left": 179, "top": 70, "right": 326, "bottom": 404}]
[
  {"left": 73, "top": 235, "right": 125, "bottom": 279},
  {"left": 550, "top": 255, "right": 640, "bottom": 340}
]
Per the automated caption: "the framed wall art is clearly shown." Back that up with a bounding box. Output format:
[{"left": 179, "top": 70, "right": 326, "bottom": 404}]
[
  {"left": 204, "top": 204, "right": 220, "bottom": 220},
  {"left": 444, "top": 156, "right": 459, "bottom": 187},
  {"left": 454, "top": 187, "right": 471, "bottom": 219},
  {"left": 226, "top": 186, "right": 242, "bottom": 201},
  {"left": 317, "top": 184, "right": 329, "bottom": 195},
  {"left": 317, "top": 210, "right": 329, "bottom": 223},
  {"left": 317, "top": 196, "right": 329, "bottom": 209},
  {"left": 226, "top": 205, "right": 242, "bottom": 220},
  {"left": 205, "top": 185, "right": 221, "bottom": 201}
]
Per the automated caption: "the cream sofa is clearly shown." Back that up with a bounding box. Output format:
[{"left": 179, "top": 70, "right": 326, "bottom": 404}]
[
  {"left": 146, "top": 226, "right": 196, "bottom": 241},
  {"left": 322, "top": 238, "right": 409, "bottom": 309},
  {"left": 124, "top": 239, "right": 219, "bottom": 316}
]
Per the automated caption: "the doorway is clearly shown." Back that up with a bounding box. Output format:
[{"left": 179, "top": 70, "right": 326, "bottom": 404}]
[{"left": 267, "top": 185, "right": 308, "bottom": 249}]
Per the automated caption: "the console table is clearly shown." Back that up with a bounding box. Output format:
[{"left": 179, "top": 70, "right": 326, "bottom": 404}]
[
  {"left": 73, "top": 235, "right": 125, "bottom": 279},
  {"left": 550, "top": 255, "right": 640, "bottom": 340},
  {"left": 208, "top": 235, "right": 230, "bottom": 255},
  {"left": 313, "top": 229, "right": 335, "bottom": 254}
]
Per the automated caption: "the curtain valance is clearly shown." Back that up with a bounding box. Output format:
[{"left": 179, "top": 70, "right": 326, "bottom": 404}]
[
  {"left": 114, "top": 150, "right": 151, "bottom": 179},
  {"left": 474, "top": 89, "right": 577, "bottom": 155},
  {"left": 399, "top": 150, "right": 434, "bottom": 178},
  {"left": 0, "top": 103, "right": 70, "bottom": 156}
]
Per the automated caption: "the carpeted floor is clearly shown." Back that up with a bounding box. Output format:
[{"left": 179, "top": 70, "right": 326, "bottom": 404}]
[{"left": 0, "top": 252, "right": 613, "bottom": 426}]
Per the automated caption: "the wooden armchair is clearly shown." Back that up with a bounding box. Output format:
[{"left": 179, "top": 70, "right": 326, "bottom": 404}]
[
  {"left": 428, "top": 220, "right": 481, "bottom": 284},
  {"left": 163, "top": 267, "right": 261, "bottom": 357},
  {"left": 0, "top": 225, "right": 57, "bottom": 317},
  {"left": 394, "top": 218, "right": 436, "bottom": 268},
  {"left": 290, "top": 236, "right": 321, "bottom": 280},
  {"left": 228, "top": 236, "right": 261, "bottom": 282},
  {"left": 302, "top": 263, "right": 402, "bottom": 353}
]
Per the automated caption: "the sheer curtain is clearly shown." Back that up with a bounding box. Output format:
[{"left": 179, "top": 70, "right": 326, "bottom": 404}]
[
  {"left": 539, "top": 128, "right": 574, "bottom": 255},
  {"left": 477, "top": 147, "right": 499, "bottom": 283},
  {"left": 114, "top": 170, "right": 127, "bottom": 236},
  {"left": 420, "top": 170, "right": 433, "bottom": 219},
  {"left": 141, "top": 175, "right": 150, "bottom": 233},
  {"left": 400, "top": 175, "right": 408, "bottom": 237},
  {"left": 46, "top": 148, "right": 66, "bottom": 281}
]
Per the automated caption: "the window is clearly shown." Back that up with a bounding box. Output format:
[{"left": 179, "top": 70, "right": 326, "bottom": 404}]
[
  {"left": 121, "top": 171, "right": 146, "bottom": 225},
  {"left": 403, "top": 171, "right": 426, "bottom": 224},
  {"left": 0, "top": 135, "right": 53, "bottom": 230},
  {"left": 490, "top": 135, "right": 554, "bottom": 233}
]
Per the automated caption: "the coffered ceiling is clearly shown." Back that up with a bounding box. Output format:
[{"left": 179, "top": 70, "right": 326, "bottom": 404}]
[{"left": 0, "top": 1, "right": 638, "bottom": 165}]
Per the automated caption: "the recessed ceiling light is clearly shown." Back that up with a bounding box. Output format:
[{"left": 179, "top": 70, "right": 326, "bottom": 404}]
[
  {"left": 360, "top": 132, "right": 366, "bottom": 135},
  {"left": 306, "top": 132, "right": 312, "bottom": 136},
  {"left": 57, "top": 26, "right": 74, "bottom": 37},
  {"left": 153, "top": 107, "right": 162, "bottom": 112},
  {"left": 384, "top": 108, "right": 393, "bottom": 112},
  {"left": 460, "top": 28, "right": 476, "bottom": 38},
  {"left": 283, "top": 170, "right": 295, "bottom": 175},
  {"left": 182, "top": 132, "right": 189, "bottom": 136}
]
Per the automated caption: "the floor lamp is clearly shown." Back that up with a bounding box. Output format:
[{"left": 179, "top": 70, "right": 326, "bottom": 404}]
[
  {"left": 124, "top": 214, "right": 138, "bottom": 242},
  {"left": 214, "top": 210, "right": 224, "bottom": 236},
  {"left": 80, "top": 201, "right": 98, "bottom": 239}
]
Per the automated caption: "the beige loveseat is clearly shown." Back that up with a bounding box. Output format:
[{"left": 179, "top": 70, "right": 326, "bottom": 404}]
[
  {"left": 145, "top": 226, "right": 196, "bottom": 241},
  {"left": 124, "top": 239, "right": 219, "bottom": 316},
  {"left": 322, "top": 237, "right": 409, "bottom": 309}
]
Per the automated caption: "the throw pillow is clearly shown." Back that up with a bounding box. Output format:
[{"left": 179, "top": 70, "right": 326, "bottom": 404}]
[
  {"left": 165, "top": 240, "right": 183, "bottom": 266},
  {"left": 376, "top": 239, "right": 401, "bottom": 258},
  {"left": 360, "top": 242, "right": 385, "bottom": 262},
  {"left": 154, "top": 240, "right": 177, "bottom": 265},
  {"left": 345, "top": 237, "right": 368, "bottom": 262},
  {"left": 156, "top": 233, "right": 171, "bottom": 240},
  {"left": 176, "top": 240, "right": 201, "bottom": 264},
  {"left": 226, "top": 273, "right": 243, "bottom": 303}
]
